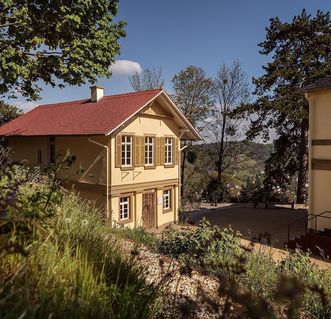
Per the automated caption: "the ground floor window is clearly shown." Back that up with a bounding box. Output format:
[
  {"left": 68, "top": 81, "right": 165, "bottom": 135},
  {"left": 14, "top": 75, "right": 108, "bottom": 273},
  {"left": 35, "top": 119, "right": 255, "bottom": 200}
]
[
  {"left": 163, "top": 189, "right": 172, "bottom": 212},
  {"left": 119, "top": 196, "right": 130, "bottom": 220}
]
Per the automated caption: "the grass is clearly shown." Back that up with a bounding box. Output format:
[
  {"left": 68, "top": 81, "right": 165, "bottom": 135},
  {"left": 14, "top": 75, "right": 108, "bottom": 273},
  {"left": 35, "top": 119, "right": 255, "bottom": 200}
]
[{"left": 0, "top": 165, "right": 162, "bottom": 319}]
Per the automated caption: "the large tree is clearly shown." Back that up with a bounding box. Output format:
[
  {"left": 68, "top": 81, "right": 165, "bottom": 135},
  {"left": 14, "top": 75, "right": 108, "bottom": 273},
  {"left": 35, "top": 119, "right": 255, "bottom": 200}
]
[
  {"left": 0, "top": 101, "right": 22, "bottom": 126},
  {"left": 238, "top": 10, "right": 331, "bottom": 203},
  {"left": 0, "top": 0, "right": 126, "bottom": 100},
  {"left": 129, "top": 67, "right": 164, "bottom": 91},
  {"left": 208, "top": 61, "right": 250, "bottom": 201},
  {"left": 171, "top": 66, "right": 214, "bottom": 202}
]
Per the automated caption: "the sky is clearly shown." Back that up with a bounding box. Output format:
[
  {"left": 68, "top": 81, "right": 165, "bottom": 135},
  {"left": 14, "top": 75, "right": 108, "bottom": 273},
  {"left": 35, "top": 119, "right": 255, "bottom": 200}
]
[{"left": 11, "top": 0, "right": 331, "bottom": 112}]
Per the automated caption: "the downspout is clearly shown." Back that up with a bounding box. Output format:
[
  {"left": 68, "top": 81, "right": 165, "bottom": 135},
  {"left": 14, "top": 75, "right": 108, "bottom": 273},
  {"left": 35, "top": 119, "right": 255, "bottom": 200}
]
[
  {"left": 88, "top": 137, "right": 111, "bottom": 220},
  {"left": 177, "top": 129, "right": 189, "bottom": 222}
]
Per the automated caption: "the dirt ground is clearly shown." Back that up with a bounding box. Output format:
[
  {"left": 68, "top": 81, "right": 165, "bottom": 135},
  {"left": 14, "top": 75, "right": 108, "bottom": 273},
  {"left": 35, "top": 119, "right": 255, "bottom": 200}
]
[{"left": 186, "top": 203, "right": 308, "bottom": 248}]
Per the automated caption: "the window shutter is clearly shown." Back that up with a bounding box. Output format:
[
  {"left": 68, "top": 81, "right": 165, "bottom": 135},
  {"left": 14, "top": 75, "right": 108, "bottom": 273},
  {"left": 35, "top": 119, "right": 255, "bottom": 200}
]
[
  {"left": 131, "top": 135, "right": 135, "bottom": 167},
  {"left": 135, "top": 136, "right": 144, "bottom": 167},
  {"left": 115, "top": 134, "right": 122, "bottom": 167},
  {"left": 160, "top": 137, "right": 165, "bottom": 165},
  {"left": 174, "top": 138, "right": 179, "bottom": 165},
  {"left": 156, "top": 137, "right": 161, "bottom": 166},
  {"left": 140, "top": 136, "right": 145, "bottom": 166}
]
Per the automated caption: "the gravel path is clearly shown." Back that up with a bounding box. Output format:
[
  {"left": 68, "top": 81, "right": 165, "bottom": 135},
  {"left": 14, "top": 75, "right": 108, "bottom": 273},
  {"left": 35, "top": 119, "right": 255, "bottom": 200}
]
[{"left": 114, "top": 235, "right": 242, "bottom": 319}]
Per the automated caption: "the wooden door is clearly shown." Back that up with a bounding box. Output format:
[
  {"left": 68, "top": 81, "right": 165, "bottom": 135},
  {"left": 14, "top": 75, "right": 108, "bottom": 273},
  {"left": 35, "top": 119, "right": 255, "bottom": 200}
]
[{"left": 142, "top": 192, "right": 156, "bottom": 229}]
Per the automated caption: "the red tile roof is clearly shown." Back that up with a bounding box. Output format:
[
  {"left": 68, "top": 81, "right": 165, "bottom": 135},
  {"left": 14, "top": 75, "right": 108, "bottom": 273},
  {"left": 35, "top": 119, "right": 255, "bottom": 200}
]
[{"left": 0, "top": 89, "right": 163, "bottom": 136}]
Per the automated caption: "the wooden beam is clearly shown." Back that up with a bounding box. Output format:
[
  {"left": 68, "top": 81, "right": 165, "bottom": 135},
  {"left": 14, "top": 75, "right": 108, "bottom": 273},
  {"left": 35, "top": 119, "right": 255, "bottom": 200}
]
[
  {"left": 139, "top": 113, "right": 174, "bottom": 120},
  {"left": 312, "top": 139, "right": 331, "bottom": 145},
  {"left": 312, "top": 159, "right": 331, "bottom": 170}
]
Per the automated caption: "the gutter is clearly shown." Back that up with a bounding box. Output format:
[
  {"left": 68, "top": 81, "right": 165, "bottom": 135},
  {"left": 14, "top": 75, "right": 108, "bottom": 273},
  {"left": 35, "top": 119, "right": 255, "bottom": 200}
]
[
  {"left": 177, "top": 129, "right": 189, "bottom": 219},
  {"left": 88, "top": 137, "right": 111, "bottom": 220}
]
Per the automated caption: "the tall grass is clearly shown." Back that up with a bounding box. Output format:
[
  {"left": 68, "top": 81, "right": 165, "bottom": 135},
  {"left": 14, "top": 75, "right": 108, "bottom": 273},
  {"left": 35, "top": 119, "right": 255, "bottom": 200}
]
[{"left": 0, "top": 165, "right": 161, "bottom": 319}]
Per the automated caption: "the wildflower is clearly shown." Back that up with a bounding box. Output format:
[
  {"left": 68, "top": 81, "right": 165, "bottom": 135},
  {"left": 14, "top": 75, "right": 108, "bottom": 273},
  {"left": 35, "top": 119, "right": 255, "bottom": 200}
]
[
  {"left": 82, "top": 219, "right": 89, "bottom": 226},
  {"left": 64, "top": 218, "right": 71, "bottom": 224}
]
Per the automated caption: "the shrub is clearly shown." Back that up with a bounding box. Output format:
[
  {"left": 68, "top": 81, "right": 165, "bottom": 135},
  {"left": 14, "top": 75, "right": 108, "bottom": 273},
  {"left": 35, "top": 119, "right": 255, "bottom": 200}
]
[{"left": 158, "top": 219, "right": 242, "bottom": 276}]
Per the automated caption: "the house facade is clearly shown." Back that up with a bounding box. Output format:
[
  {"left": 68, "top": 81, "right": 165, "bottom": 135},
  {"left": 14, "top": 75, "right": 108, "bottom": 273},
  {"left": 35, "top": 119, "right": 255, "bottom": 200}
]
[
  {"left": 0, "top": 87, "right": 201, "bottom": 228},
  {"left": 304, "top": 76, "right": 331, "bottom": 230}
]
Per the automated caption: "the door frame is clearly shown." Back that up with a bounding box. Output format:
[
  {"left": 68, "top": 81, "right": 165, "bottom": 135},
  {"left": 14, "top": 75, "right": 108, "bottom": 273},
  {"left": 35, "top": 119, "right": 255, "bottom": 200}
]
[{"left": 142, "top": 190, "right": 157, "bottom": 229}]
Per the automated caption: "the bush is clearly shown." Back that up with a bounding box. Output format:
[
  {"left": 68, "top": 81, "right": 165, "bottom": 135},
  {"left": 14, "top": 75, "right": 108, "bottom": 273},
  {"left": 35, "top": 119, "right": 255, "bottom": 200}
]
[
  {"left": 158, "top": 221, "right": 331, "bottom": 318},
  {"left": 159, "top": 219, "right": 242, "bottom": 276}
]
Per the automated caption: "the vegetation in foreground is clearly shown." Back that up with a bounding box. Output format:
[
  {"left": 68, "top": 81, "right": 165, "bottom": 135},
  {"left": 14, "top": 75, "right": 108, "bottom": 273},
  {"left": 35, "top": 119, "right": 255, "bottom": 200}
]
[
  {"left": 115, "top": 221, "right": 331, "bottom": 319},
  {"left": 0, "top": 163, "right": 162, "bottom": 319},
  {"left": 1, "top": 154, "right": 331, "bottom": 319}
]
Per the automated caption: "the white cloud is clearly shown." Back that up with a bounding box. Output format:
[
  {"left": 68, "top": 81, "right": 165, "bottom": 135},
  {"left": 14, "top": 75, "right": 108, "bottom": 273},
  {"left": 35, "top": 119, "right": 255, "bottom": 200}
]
[{"left": 109, "top": 60, "right": 142, "bottom": 76}]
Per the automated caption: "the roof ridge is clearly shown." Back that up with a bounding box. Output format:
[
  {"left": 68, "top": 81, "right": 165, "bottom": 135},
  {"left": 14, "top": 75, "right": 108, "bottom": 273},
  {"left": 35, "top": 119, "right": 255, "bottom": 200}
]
[{"left": 37, "top": 89, "right": 163, "bottom": 108}]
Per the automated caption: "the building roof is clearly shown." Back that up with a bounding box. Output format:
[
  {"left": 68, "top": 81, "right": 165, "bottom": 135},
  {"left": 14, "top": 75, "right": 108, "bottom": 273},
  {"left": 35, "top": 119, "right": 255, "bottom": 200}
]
[
  {"left": 302, "top": 76, "right": 331, "bottom": 93},
  {"left": 0, "top": 89, "right": 202, "bottom": 140}
]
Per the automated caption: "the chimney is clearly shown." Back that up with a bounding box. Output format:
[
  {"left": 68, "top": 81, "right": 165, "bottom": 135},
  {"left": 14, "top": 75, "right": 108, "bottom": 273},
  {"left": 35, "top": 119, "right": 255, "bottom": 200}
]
[{"left": 90, "top": 85, "right": 104, "bottom": 102}]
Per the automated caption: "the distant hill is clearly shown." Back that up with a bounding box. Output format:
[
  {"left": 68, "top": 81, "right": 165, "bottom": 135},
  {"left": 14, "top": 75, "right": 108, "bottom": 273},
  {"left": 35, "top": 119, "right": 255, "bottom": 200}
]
[{"left": 191, "top": 141, "right": 273, "bottom": 182}]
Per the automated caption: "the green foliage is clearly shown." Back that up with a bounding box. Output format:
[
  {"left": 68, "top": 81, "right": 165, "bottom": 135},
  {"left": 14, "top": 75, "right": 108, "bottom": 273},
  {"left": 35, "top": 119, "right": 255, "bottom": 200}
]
[
  {"left": 0, "top": 101, "right": 22, "bottom": 126},
  {"left": 172, "top": 65, "right": 215, "bottom": 129},
  {"left": 109, "top": 225, "right": 159, "bottom": 250},
  {"left": 0, "top": 0, "right": 126, "bottom": 100},
  {"left": 237, "top": 9, "right": 331, "bottom": 203},
  {"left": 0, "top": 165, "right": 161, "bottom": 319},
  {"left": 159, "top": 219, "right": 242, "bottom": 275},
  {"left": 158, "top": 222, "right": 331, "bottom": 318}
]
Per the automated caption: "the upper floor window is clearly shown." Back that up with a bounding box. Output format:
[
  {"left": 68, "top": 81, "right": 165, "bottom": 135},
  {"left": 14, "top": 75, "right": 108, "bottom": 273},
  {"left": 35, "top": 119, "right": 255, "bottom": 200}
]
[
  {"left": 145, "top": 137, "right": 154, "bottom": 166},
  {"left": 164, "top": 137, "right": 173, "bottom": 165},
  {"left": 121, "top": 135, "right": 132, "bottom": 166}
]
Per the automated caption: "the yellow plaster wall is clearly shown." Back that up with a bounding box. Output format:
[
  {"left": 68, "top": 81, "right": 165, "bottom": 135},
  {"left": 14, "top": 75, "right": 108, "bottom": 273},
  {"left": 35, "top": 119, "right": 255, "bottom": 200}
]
[
  {"left": 8, "top": 136, "right": 49, "bottom": 165},
  {"left": 308, "top": 89, "right": 331, "bottom": 230},
  {"left": 310, "top": 170, "right": 331, "bottom": 230},
  {"left": 309, "top": 90, "right": 331, "bottom": 139},
  {"left": 55, "top": 135, "right": 110, "bottom": 184},
  {"left": 110, "top": 115, "right": 180, "bottom": 186}
]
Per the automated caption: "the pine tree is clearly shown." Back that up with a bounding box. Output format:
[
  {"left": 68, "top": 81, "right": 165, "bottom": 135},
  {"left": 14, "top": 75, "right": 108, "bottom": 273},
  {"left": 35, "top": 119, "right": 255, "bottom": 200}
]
[{"left": 239, "top": 10, "right": 331, "bottom": 203}]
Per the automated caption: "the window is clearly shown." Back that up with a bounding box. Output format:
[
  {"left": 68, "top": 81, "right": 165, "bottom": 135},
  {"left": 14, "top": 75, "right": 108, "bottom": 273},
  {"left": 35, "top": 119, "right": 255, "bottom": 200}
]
[
  {"left": 119, "top": 196, "right": 130, "bottom": 220},
  {"left": 49, "top": 137, "right": 55, "bottom": 164},
  {"left": 145, "top": 137, "right": 154, "bottom": 166},
  {"left": 163, "top": 189, "right": 171, "bottom": 211},
  {"left": 164, "top": 137, "right": 173, "bottom": 165},
  {"left": 121, "top": 136, "right": 132, "bottom": 166},
  {"left": 37, "top": 150, "right": 42, "bottom": 164}
]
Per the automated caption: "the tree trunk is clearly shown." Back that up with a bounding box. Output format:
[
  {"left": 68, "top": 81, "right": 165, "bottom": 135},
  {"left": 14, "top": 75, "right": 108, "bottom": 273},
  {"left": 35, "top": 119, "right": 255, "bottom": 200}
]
[
  {"left": 296, "top": 118, "right": 309, "bottom": 204},
  {"left": 217, "top": 115, "right": 227, "bottom": 183}
]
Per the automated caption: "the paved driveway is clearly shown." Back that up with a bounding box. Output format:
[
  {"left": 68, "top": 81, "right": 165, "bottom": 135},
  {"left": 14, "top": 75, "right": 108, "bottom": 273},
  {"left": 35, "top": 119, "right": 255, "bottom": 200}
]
[{"left": 186, "top": 204, "right": 308, "bottom": 248}]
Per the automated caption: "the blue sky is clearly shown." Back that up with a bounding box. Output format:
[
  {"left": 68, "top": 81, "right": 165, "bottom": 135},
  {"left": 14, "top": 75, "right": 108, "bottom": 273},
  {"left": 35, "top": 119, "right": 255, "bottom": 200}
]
[{"left": 13, "top": 0, "right": 331, "bottom": 111}]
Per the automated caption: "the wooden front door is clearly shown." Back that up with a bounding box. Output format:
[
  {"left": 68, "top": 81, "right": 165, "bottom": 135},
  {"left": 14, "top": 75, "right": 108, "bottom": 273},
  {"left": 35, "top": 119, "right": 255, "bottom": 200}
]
[{"left": 142, "top": 192, "right": 156, "bottom": 229}]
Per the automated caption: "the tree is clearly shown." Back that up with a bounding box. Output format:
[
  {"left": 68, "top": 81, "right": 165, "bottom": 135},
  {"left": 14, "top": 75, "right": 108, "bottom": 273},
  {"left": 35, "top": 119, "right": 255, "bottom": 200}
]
[
  {"left": 0, "top": 101, "right": 22, "bottom": 126},
  {"left": 171, "top": 66, "right": 214, "bottom": 203},
  {"left": 208, "top": 61, "right": 250, "bottom": 201},
  {"left": 129, "top": 67, "right": 164, "bottom": 91},
  {"left": 237, "top": 10, "right": 331, "bottom": 203},
  {"left": 0, "top": 0, "right": 126, "bottom": 100}
]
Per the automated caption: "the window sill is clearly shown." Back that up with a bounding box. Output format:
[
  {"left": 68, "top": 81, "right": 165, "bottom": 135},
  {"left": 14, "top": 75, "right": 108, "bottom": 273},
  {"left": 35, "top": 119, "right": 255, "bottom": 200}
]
[
  {"left": 164, "top": 164, "right": 175, "bottom": 168},
  {"left": 120, "top": 166, "right": 134, "bottom": 171},
  {"left": 163, "top": 208, "right": 172, "bottom": 214},
  {"left": 144, "top": 165, "right": 156, "bottom": 170},
  {"left": 118, "top": 218, "right": 133, "bottom": 225}
]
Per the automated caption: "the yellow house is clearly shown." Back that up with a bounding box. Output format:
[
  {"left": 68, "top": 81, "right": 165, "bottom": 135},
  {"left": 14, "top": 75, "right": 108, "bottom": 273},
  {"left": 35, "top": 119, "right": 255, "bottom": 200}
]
[
  {"left": 0, "top": 87, "right": 201, "bottom": 228},
  {"left": 304, "top": 76, "right": 331, "bottom": 231}
]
